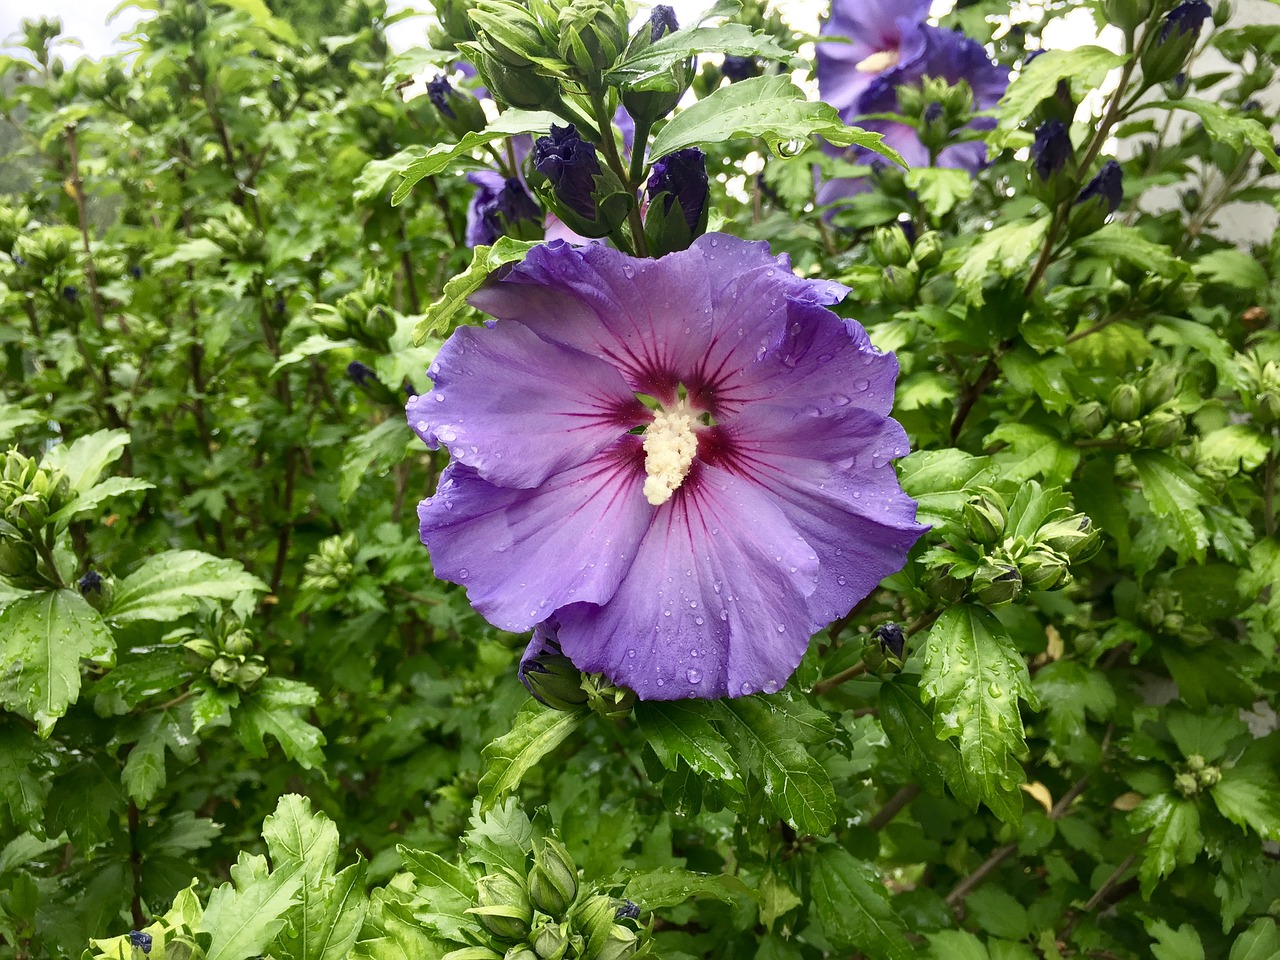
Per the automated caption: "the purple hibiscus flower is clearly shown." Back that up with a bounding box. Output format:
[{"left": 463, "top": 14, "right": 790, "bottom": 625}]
[
  {"left": 407, "top": 235, "right": 925, "bottom": 700},
  {"left": 816, "top": 0, "right": 1009, "bottom": 209}
]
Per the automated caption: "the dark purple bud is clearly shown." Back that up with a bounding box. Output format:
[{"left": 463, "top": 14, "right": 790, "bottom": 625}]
[
  {"left": 129, "top": 931, "right": 153, "bottom": 954},
  {"left": 404, "top": 381, "right": 418, "bottom": 398},
  {"left": 12, "top": 255, "right": 26, "bottom": 266},
  {"left": 274, "top": 296, "right": 285, "bottom": 315},
  {"left": 646, "top": 147, "right": 708, "bottom": 232},
  {"left": 534, "top": 124, "right": 602, "bottom": 219},
  {"left": 62, "top": 285, "right": 78, "bottom": 303},
  {"left": 129, "top": 264, "right": 143, "bottom": 279},
  {"left": 615, "top": 899, "right": 641, "bottom": 920},
  {"left": 1031, "top": 119, "right": 1072, "bottom": 182},
  {"left": 427, "top": 75, "right": 456, "bottom": 119},
  {"left": 488, "top": 178, "right": 542, "bottom": 235},
  {"left": 78, "top": 570, "right": 103, "bottom": 595},
  {"left": 720, "top": 55, "right": 759, "bottom": 83},
  {"left": 649, "top": 5, "right": 678, "bottom": 41},
  {"left": 1160, "top": 0, "right": 1211, "bottom": 42},
  {"left": 346, "top": 360, "right": 375, "bottom": 387},
  {"left": 923, "top": 102, "right": 945, "bottom": 123},
  {"left": 1076, "top": 159, "right": 1123, "bottom": 213},
  {"left": 872, "top": 622, "right": 906, "bottom": 662}
]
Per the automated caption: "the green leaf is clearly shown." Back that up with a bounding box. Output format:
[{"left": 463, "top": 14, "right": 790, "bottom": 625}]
[
  {"left": 0, "top": 403, "right": 41, "bottom": 443},
  {"left": 926, "top": 930, "right": 990, "bottom": 960},
  {"left": 621, "top": 866, "right": 754, "bottom": 909},
  {"left": 905, "top": 167, "right": 974, "bottom": 217},
  {"left": 1194, "top": 248, "right": 1270, "bottom": 289},
  {"left": 1144, "top": 98, "right": 1280, "bottom": 172},
  {"left": 990, "top": 47, "right": 1127, "bottom": 149},
  {"left": 1130, "top": 793, "right": 1201, "bottom": 896},
  {"left": 1146, "top": 919, "right": 1205, "bottom": 960},
  {"left": 716, "top": 696, "right": 836, "bottom": 836},
  {"left": 412, "top": 237, "right": 538, "bottom": 344},
  {"left": 605, "top": 24, "right": 793, "bottom": 90},
  {"left": 41, "top": 428, "right": 131, "bottom": 494},
  {"left": 1131, "top": 451, "right": 1214, "bottom": 564},
  {"left": 1165, "top": 711, "right": 1247, "bottom": 762},
  {"left": 234, "top": 678, "right": 327, "bottom": 769},
  {"left": 463, "top": 798, "right": 535, "bottom": 876},
  {"left": 48, "top": 476, "right": 153, "bottom": 525},
  {"left": 476, "top": 699, "right": 588, "bottom": 812},
  {"left": 269, "top": 335, "right": 359, "bottom": 376},
  {"left": 879, "top": 680, "right": 975, "bottom": 805},
  {"left": 1230, "top": 919, "right": 1280, "bottom": 960},
  {"left": 1032, "top": 661, "right": 1115, "bottom": 764},
  {"left": 1211, "top": 759, "right": 1280, "bottom": 841},
  {"left": 920, "top": 605, "right": 1036, "bottom": 822},
  {"left": 216, "top": 0, "right": 301, "bottom": 45},
  {"left": 0, "top": 726, "right": 46, "bottom": 831},
  {"left": 1075, "top": 224, "right": 1191, "bottom": 281},
  {"left": 897, "top": 449, "right": 997, "bottom": 528},
  {"left": 810, "top": 846, "right": 912, "bottom": 960},
  {"left": 0, "top": 589, "right": 115, "bottom": 736},
  {"left": 984, "top": 423, "right": 1080, "bottom": 486},
  {"left": 391, "top": 110, "right": 561, "bottom": 205},
  {"left": 398, "top": 847, "right": 476, "bottom": 942},
  {"left": 109, "top": 550, "right": 268, "bottom": 623},
  {"left": 121, "top": 708, "right": 198, "bottom": 807},
  {"left": 1198, "top": 424, "right": 1271, "bottom": 475},
  {"left": 635, "top": 700, "right": 740, "bottom": 785},
  {"left": 966, "top": 886, "right": 1031, "bottom": 942},
  {"left": 340, "top": 419, "right": 413, "bottom": 502},
  {"left": 952, "top": 219, "right": 1049, "bottom": 305},
  {"left": 649, "top": 75, "right": 903, "bottom": 166},
  {"left": 202, "top": 851, "right": 304, "bottom": 960}
]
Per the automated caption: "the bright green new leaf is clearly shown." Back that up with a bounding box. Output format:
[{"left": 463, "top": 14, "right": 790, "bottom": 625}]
[
  {"left": 42, "top": 428, "right": 131, "bottom": 494},
  {"left": 203, "top": 851, "right": 304, "bottom": 960},
  {"left": 984, "top": 423, "right": 1080, "bottom": 486},
  {"left": 1230, "top": 919, "right": 1280, "bottom": 960},
  {"left": 463, "top": 798, "right": 535, "bottom": 876},
  {"left": 122, "top": 708, "right": 198, "bottom": 807},
  {"left": 109, "top": 550, "right": 268, "bottom": 623},
  {"left": 952, "top": 218, "right": 1049, "bottom": 305},
  {"left": 990, "top": 47, "right": 1126, "bottom": 149},
  {"left": 1131, "top": 451, "right": 1214, "bottom": 564},
  {"left": 0, "top": 589, "right": 115, "bottom": 736},
  {"left": 47, "top": 476, "right": 153, "bottom": 525},
  {"left": 398, "top": 846, "right": 476, "bottom": 942},
  {"left": 635, "top": 700, "right": 740, "bottom": 785},
  {"left": 897, "top": 449, "right": 997, "bottom": 528},
  {"left": 605, "top": 24, "right": 792, "bottom": 89},
  {"left": 649, "top": 75, "right": 904, "bottom": 165},
  {"left": 1146, "top": 919, "right": 1205, "bottom": 960},
  {"left": 810, "top": 846, "right": 913, "bottom": 960},
  {"left": 1130, "top": 793, "right": 1201, "bottom": 896},
  {"left": 413, "top": 237, "right": 538, "bottom": 344},
  {"left": 476, "top": 699, "right": 588, "bottom": 812},
  {"left": 905, "top": 167, "right": 974, "bottom": 217}
]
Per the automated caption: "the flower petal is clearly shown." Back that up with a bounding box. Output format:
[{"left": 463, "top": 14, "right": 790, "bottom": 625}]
[
  {"left": 555, "top": 463, "right": 819, "bottom": 700},
  {"left": 407, "top": 321, "right": 646, "bottom": 489},
  {"left": 418, "top": 443, "right": 652, "bottom": 632}
]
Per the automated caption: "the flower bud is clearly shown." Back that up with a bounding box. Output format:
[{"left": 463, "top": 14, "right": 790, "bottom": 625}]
[
  {"left": 1140, "top": 366, "right": 1179, "bottom": 411},
  {"left": 924, "top": 564, "right": 967, "bottom": 602},
  {"left": 428, "top": 74, "right": 487, "bottom": 137},
  {"left": 581, "top": 672, "right": 635, "bottom": 720},
  {"left": 1018, "top": 546, "right": 1071, "bottom": 591},
  {"left": 347, "top": 361, "right": 400, "bottom": 405},
  {"left": 1258, "top": 392, "right": 1280, "bottom": 427},
  {"left": 534, "top": 125, "right": 629, "bottom": 238},
  {"left": 1174, "top": 771, "right": 1200, "bottom": 797},
  {"left": 78, "top": 569, "right": 115, "bottom": 611},
  {"left": 1196, "top": 764, "right": 1221, "bottom": 787},
  {"left": 1109, "top": 383, "right": 1142, "bottom": 422},
  {"left": 557, "top": 0, "right": 630, "bottom": 80},
  {"left": 572, "top": 895, "right": 618, "bottom": 956},
  {"left": 863, "top": 622, "right": 906, "bottom": 675},
  {"left": 0, "top": 537, "right": 43, "bottom": 589},
  {"left": 881, "top": 264, "right": 918, "bottom": 305},
  {"left": 870, "top": 225, "right": 912, "bottom": 267},
  {"left": 223, "top": 629, "right": 254, "bottom": 656},
  {"left": 1114, "top": 420, "right": 1143, "bottom": 445},
  {"left": 1142, "top": 1, "right": 1211, "bottom": 83},
  {"left": 471, "top": 870, "right": 534, "bottom": 941},
  {"left": 505, "top": 948, "right": 538, "bottom": 960},
  {"left": 721, "top": 54, "right": 760, "bottom": 83},
  {"left": 963, "top": 490, "right": 1007, "bottom": 546},
  {"left": 1037, "top": 513, "right": 1100, "bottom": 562},
  {"left": 1069, "top": 160, "right": 1123, "bottom": 236},
  {"left": 361, "top": 306, "right": 396, "bottom": 344},
  {"left": 912, "top": 231, "right": 943, "bottom": 271},
  {"left": 1141, "top": 410, "right": 1185, "bottom": 448},
  {"left": 1069, "top": 400, "right": 1108, "bottom": 437},
  {"left": 1102, "top": 0, "right": 1151, "bottom": 31},
  {"left": 622, "top": 6, "right": 689, "bottom": 124},
  {"left": 1029, "top": 119, "right": 1074, "bottom": 203},
  {"left": 433, "top": 0, "right": 474, "bottom": 43},
  {"left": 644, "top": 148, "right": 709, "bottom": 256},
  {"left": 129, "top": 930, "right": 153, "bottom": 955},
  {"left": 970, "top": 559, "right": 1022, "bottom": 606},
  {"left": 591, "top": 927, "right": 639, "bottom": 960},
  {"left": 532, "top": 921, "right": 571, "bottom": 960},
  {"left": 469, "top": 0, "right": 546, "bottom": 67},
  {"left": 474, "top": 50, "right": 564, "bottom": 111},
  {"left": 529, "top": 838, "right": 579, "bottom": 916}
]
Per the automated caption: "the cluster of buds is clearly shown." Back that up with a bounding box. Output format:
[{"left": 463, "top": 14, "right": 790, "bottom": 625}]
[
  {"left": 1174, "top": 753, "right": 1221, "bottom": 797},
  {"left": 869, "top": 225, "right": 941, "bottom": 306},
  {"left": 460, "top": 837, "right": 649, "bottom": 960},
  {"left": 927, "top": 487, "right": 1100, "bottom": 606},
  {"left": 1135, "top": 584, "right": 1198, "bottom": 639},
  {"left": 312, "top": 275, "right": 398, "bottom": 346},
  {"left": 301, "top": 533, "right": 358, "bottom": 592},
  {"left": 1070, "top": 368, "right": 1186, "bottom": 449},
  {"left": 185, "top": 621, "right": 268, "bottom": 691},
  {"left": 10, "top": 227, "right": 74, "bottom": 277},
  {"left": 896, "top": 76, "right": 975, "bottom": 161},
  {"left": 1239, "top": 352, "right": 1280, "bottom": 428},
  {"left": 0, "top": 450, "right": 73, "bottom": 589},
  {"left": 199, "top": 208, "right": 266, "bottom": 263}
]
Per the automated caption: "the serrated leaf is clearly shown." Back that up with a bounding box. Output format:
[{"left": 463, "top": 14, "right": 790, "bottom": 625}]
[
  {"left": 621, "top": 866, "right": 755, "bottom": 909},
  {"left": 1130, "top": 793, "right": 1201, "bottom": 896},
  {"left": 412, "top": 237, "right": 538, "bottom": 344},
  {"left": 921, "top": 606, "right": 1035, "bottom": 822},
  {"left": 0, "top": 589, "right": 115, "bottom": 736},
  {"left": 716, "top": 696, "right": 836, "bottom": 836},
  {"left": 109, "top": 550, "right": 268, "bottom": 623},
  {"left": 203, "top": 851, "right": 303, "bottom": 960},
  {"left": 122, "top": 708, "right": 198, "bottom": 807},
  {"left": 1165, "top": 711, "right": 1247, "bottom": 762},
  {"left": 879, "top": 680, "right": 975, "bottom": 805},
  {"left": 1194, "top": 248, "right": 1270, "bottom": 289},
  {"left": 953, "top": 219, "right": 1049, "bottom": 306},
  {"left": 234, "top": 678, "right": 326, "bottom": 769},
  {"left": 47, "top": 476, "right": 152, "bottom": 524},
  {"left": 41, "top": 428, "right": 131, "bottom": 494},
  {"left": 905, "top": 167, "right": 973, "bottom": 217},
  {"left": 1145, "top": 98, "right": 1280, "bottom": 172},
  {"left": 476, "top": 699, "right": 587, "bottom": 812},
  {"left": 464, "top": 797, "right": 535, "bottom": 876},
  {"left": 0, "top": 726, "right": 46, "bottom": 831},
  {"left": 398, "top": 847, "right": 476, "bottom": 942},
  {"left": 1211, "top": 760, "right": 1280, "bottom": 841},
  {"left": 340, "top": 419, "right": 412, "bottom": 502},
  {"left": 1198, "top": 424, "right": 1271, "bottom": 474},
  {"left": 990, "top": 47, "right": 1126, "bottom": 149},
  {"left": 984, "top": 423, "right": 1080, "bottom": 486},
  {"left": 636, "top": 700, "right": 740, "bottom": 785},
  {"left": 605, "top": 24, "right": 792, "bottom": 90},
  {"left": 269, "top": 335, "right": 359, "bottom": 376},
  {"left": 1131, "top": 451, "right": 1214, "bottom": 564},
  {"left": 1146, "top": 919, "right": 1205, "bottom": 960},
  {"left": 650, "top": 75, "right": 903, "bottom": 165},
  {"left": 0, "top": 403, "right": 41, "bottom": 443},
  {"left": 810, "top": 846, "right": 912, "bottom": 960},
  {"left": 1230, "top": 919, "right": 1280, "bottom": 960},
  {"left": 897, "top": 449, "right": 997, "bottom": 528},
  {"left": 391, "top": 110, "right": 561, "bottom": 205},
  {"left": 1075, "top": 224, "right": 1191, "bottom": 281}
]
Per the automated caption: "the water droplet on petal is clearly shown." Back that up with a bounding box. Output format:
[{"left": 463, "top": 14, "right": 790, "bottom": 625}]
[{"left": 686, "top": 668, "right": 701, "bottom": 684}]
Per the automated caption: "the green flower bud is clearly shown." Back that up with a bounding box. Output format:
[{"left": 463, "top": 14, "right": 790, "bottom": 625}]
[
  {"left": 1102, "top": 0, "right": 1151, "bottom": 32},
  {"left": 557, "top": 0, "right": 629, "bottom": 79},
  {"left": 924, "top": 563, "right": 966, "bottom": 602},
  {"left": 1140, "top": 366, "right": 1179, "bottom": 410},
  {"left": 592, "top": 927, "right": 639, "bottom": 960},
  {"left": 1141, "top": 410, "right": 1184, "bottom": 448},
  {"left": 963, "top": 490, "right": 1007, "bottom": 546},
  {"left": 881, "top": 264, "right": 918, "bottom": 305},
  {"left": 312, "top": 305, "right": 351, "bottom": 339},
  {"left": 469, "top": 0, "right": 546, "bottom": 67},
  {"left": 1174, "top": 771, "right": 1200, "bottom": 797},
  {"left": 532, "top": 921, "right": 571, "bottom": 960},
  {"left": 1137, "top": 596, "right": 1165, "bottom": 629},
  {"left": 505, "top": 948, "right": 539, "bottom": 960},
  {"left": 1037, "top": 513, "right": 1100, "bottom": 562},
  {"left": 523, "top": 653, "right": 590, "bottom": 711},
  {"left": 0, "top": 537, "right": 44, "bottom": 589},
  {"left": 571, "top": 895, "right": 617, "bottom": 954},
  {"left": 870, "top": 225, "right": 912, "bottom": 267},
  {"left": 12, "top": 228, "right": 73, "bottom": 275},
  {"left": 223, "top": 629, "right": 254, "bottom": 656},
  {"left": 913, "top": 231, "right": 943, "bottom": 270},
  {"left": 361, "top": 306, "right": 397, "bottom": 343},
  {"left": 1185, "top": 753, "right": 1206, "bottom": 772},
  {"left": 621, "top": 7, "right": 688, "bottom": 125},
  {"left": 473, "top": 50, "right": 564, "bottom": 111},
  {"left": 970, "top": 559, "right": 1022, "bottom": 606},
  {"left": 209, "top": 656, "right": 239, "bottom": 687},
  {"left": 471, "top": 870, "right": 533, "bottom": 942},
  {"left": 530, "top": 838, "right": 579, "bottom": 917},
  {"left": 1109, "top": 383, "right": 1142, "bottom": 421},
  {"left": 1258, "top": 392, "right": 1280, "bottom": 427},
  {"left": 1069, "top": 400, "right": 1108, "bottom": 438},
  {"left": 1196, "top": 764, "right": 1221, "bottom": 787},
  {"left": 580, "top": 672, "right": 635, "bottom": 720},
  {"left": 1114, "top": 420, "right": 1144, "bottom": 445},
  {"left": 434, "top": 0, "right": 475, "bottom": 43},
  {"left": 1018, "top": 545, "right": 1071, "bottom": 591}
]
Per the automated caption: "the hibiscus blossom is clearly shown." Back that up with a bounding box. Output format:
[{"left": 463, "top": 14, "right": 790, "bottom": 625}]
[{"left": 407, "top": 235, "right": 925, "bottom": 700}]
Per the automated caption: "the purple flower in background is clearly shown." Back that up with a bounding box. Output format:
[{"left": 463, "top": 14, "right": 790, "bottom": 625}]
[
  {"left": 1160, "top": 0, "right": 1211, "bottom": 42},
  {"left": 1031, "top": 119, "right": 1072, "bottom": 182},
  {"left": 427, "top": 75, "right": 457, "bottom": 118},
  {"left": 720, "top": 55, "right": 760, "bottom": 83},
  {"left": 817, "top": 0, "right": 932, "bottom": 120},
  {"left": 465, "top": 171, "right": 542, "bottom": 246},
  {"left": 407, "top": 236, "right": 925, "bottom": 700}
]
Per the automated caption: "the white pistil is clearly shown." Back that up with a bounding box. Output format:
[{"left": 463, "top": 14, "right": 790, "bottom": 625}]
[
  {"left": 855, "top": 49, "right": 900, "bottom": 73},
  {"left": 642, "top": 401, "right": 699, "bottom": 506}
]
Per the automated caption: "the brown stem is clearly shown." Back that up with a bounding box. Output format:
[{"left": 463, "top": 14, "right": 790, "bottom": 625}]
[
  {"left": 813, "top": 661, "right": 867, "bottom": 696},
  {"left": 868, "top": 785, "right": 922, "bottom": 832},
  {"left": 63, "top": 124, "right": 107, "bottom": 332},
  {"left": 128, "top": 801, "right": 145, "bottom": 928},
  {"left": 398, "top": 216, "right": 421, "bottom": 313},
  {"left": 950, "top": 356, "right": 1000, "bottom": 443}
]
